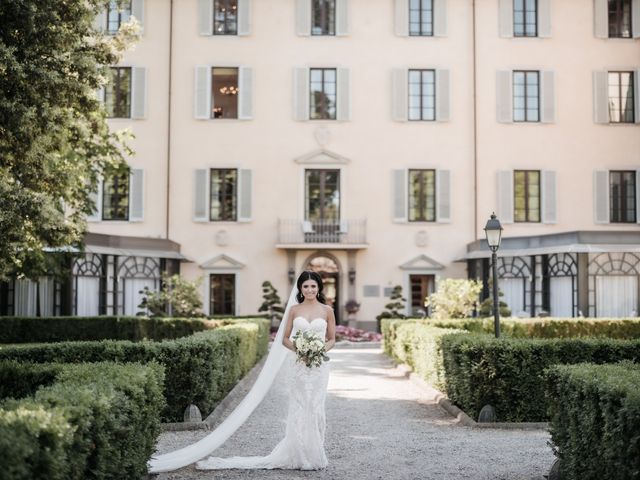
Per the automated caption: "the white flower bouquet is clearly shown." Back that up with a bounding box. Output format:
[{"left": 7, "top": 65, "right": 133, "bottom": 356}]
[{"left": 292, "top": 330, "right": 330, "bottom": 368}]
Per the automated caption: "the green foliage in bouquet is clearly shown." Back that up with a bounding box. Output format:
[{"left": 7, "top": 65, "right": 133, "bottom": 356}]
[
  {"left": 138, "top": 274, "right": 204, "bottom": 318},
  {"left": 425, "top": 279, "right": 483, "bottom": 319}
]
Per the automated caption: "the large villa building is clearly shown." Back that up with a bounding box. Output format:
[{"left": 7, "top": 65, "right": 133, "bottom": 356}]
[{"left": 2, "top": 0, "right": 640, "bottom": 326}]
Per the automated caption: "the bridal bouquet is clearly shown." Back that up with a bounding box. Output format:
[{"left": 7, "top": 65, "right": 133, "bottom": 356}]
[{"left": 292, "top": 330, "right": 330, "bottom": 368}]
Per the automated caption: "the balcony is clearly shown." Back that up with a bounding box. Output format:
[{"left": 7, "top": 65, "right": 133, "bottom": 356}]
[{"left": 276, "top": 219, "right": 368, "bottom": 249}]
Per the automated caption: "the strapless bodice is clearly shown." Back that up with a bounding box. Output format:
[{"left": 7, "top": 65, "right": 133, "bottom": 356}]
[{"left": 290, "top": 316, "right": 327, "bottom": 340}]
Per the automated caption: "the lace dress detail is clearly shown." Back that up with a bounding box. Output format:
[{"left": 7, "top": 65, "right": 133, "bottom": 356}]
[{"left": 196, "top": 317, "right": 330, "bottom": 471}]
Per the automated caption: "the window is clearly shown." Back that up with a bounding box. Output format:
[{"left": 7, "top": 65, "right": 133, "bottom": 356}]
[
  {"left": 211, "top": 67, "right": 239, "bottom": 119},
  {"left": 514, "top": 170, "right": 540, "bottom": 222},
  {"left": 210, "top": 169, "right": 237, "bottom": 221},
  {"left": 312, "top": 0, "right": 336, "bottom": 35},
  {"left": 106, "top": 0, "right": 131, "bottom": 34},
  {"left": 210, "top": 274, "right": 235, "bottom": 315},
  {"left": 608, "top": 0, "right": 632, "bottom": 38},
  {"left": 608, "top": 71, "right": 635, "bottom": 123},
  {"left": 214, "top": 0, "right": 238, "bottom": 35},
  {"left": 102, "top": 171, "right": 130, "bottom": 221},
  {"left": 514, "top": 0, "right": 537, "bottom": 37},
  {"left": 408, "top": 170, "right": 436, "bottom": 222},
  {"left": 105, "top": 67, "right": 131, "bottom": 118},
  {"left": 410, "top": 274, "right": 435, "bottom": 316},
  {"left": 610, "top": 171, "right": 636, "bottom": 222},
  {"left": 513, "top": 71, "right": 539, "bottom": 122},
  {"left": 409, "top": 0, "right": 433, "bottom": 36},
  {"left": 309, "top": 68, "right": 337, "bottom": 120},
  {"left": 408, "top": 69, "right": 435, "bottom": 121},
  {"left": 305, "top": 169, "right": 340, "bottom": 222}
]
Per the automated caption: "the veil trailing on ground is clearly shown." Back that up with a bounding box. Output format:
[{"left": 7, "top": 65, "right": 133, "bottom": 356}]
[{"left": 147, "top": 281, "right": 299, "bottom": 473}]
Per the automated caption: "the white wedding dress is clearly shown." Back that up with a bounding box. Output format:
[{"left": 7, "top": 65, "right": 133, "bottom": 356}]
[{"left": 195, "top": 316, "right": 330, "bottom": 471}]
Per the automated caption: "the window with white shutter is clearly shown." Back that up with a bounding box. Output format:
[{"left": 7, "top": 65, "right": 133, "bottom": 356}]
[
  {"left": 541, "top": 170, "right": 557, "bottom": 224},
  {"left": 593, "top": 170, "right": 610, "bottom": 223},
  {"left": 392, "top": 169, "right": 408, "bottom": 222},
  {"left": 497, "top": 170, "right": 514, "bottom": 224},
  {"left": 131, "top": 67, "right": 147, "bottom": 119},
  {"left": 129, "top": 169, "right": 144, "bottom": 222}
]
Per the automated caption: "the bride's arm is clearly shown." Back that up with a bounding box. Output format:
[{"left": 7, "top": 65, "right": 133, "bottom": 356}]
[
  {"left": 282, "top": 307, "right": 297, "bottom": 352},
  {"left": 324, "top": 307, "right": 336, "bottom": 352}
]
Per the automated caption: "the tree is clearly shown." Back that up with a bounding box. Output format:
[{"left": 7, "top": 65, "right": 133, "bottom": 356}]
[
  {"left": 376, "top": 285, "right": 406, "bottom": 332},
  {"left": 258, "top": 281, "right": 285, "bottom": 329},
  {"left": 425, "top": 279, "right": 483, "bottom": 319},
  {"left": 0, "top": 0, "right": 139, "bottom": 280},
  {"left": 138, "top": 274, "right": 204, "bottom": 318}
]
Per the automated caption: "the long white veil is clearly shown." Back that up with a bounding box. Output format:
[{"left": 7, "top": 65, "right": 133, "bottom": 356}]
[{"left": 147, "top": 281, "right": 298, "bottom": 473}]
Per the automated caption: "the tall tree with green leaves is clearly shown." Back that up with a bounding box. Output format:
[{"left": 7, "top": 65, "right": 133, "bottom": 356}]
[{"left": 0, "top": 0, "right": 138, "bottom": 280}]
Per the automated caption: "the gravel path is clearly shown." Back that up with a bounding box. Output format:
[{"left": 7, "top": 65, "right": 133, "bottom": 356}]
[{"left": 154, "top": 346, "right": 555, "bottom": 480}]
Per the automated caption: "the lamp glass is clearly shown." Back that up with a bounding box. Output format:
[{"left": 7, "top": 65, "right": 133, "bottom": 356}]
[{"left": 485, "top": 228, "right": 502, "bottom": 248}]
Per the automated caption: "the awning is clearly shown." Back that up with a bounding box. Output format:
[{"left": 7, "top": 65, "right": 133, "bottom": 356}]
[
  {"left": 459, "top": 230, "right": 640, "bottom": 261},
  {"left": 84, "top": 244, "right": 191, "bottom": 261}
]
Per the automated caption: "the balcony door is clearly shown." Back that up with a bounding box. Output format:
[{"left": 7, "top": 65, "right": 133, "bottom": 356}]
[{"left": 305, "top": 169, "right": 340, "bottom": 242}]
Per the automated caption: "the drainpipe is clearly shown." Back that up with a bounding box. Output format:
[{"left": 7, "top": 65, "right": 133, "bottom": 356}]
[
  {"left": 165, "top": 0, "right": 174, "bottom": 239},
  {"left": 472, "top": 0, "right": 479, "bottom": 240}
]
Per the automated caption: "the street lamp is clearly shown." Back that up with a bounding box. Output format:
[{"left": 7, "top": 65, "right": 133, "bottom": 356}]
[{"left": 484, "top": 213, "right": 503, "bottom": 338}]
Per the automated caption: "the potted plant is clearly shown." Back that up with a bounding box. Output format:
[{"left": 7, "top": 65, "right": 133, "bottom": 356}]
[{"left": 345, "top": 299, "right": 361, "bottom": 327}]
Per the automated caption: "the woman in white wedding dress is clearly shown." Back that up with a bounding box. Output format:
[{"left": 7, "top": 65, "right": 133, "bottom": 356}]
[{"left": 195, "top": 270, "right": 336, "bottom": 471}]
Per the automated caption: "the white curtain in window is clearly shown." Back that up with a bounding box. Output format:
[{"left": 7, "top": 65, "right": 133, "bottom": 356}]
[
  {"left": 76, "top": 277, "right": 100, "bottom": 316},
  {"left": 550, "top": 277, "right": 573, "bottom": 317},
  {"left": 124, "top": 278, "right": 156, "bottom": 316},
  {"left": 595, "top": 275, "right": 638, "bottom": 317},
  {"left": 14, "top": 279, "right": 37, "bottom": 317},
  {"left": 500, "top": 277, "right": 525, "bottom": 316},
  {"left": 38, "top": 277, "right": 55, "bottom": 317}
]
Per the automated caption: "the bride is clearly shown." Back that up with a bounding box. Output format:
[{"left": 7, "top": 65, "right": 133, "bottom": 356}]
[{"left": 148, "top": 271, "right": 336, "bottom": 473}]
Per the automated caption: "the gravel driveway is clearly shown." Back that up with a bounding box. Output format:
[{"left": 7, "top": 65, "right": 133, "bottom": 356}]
[{"left": 153, "top": 346, "right": 555, "bottom": 480}]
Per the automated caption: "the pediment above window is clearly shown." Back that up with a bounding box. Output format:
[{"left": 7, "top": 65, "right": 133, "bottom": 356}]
[
  {"left": 399, "top": 254, "right": 445, "bottom": 271},
  {"left": 294, "top": 149, "right": 350, "bottom": 165},
  {"left": 200, "top": 254, "right": 245, "bottom": 270}
]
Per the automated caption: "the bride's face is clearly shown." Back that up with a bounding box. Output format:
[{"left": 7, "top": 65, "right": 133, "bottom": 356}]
[{"left": 301, "top": 279, "right": 319, "bottom": 301}]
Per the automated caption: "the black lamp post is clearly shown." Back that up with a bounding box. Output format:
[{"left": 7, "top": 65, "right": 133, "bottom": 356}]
[{"left": 484, "top": 213, "right": 503, "bottom": 338}]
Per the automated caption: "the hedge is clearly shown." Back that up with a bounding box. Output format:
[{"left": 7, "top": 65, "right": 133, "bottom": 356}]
[
  {"left": 0, "top": 360, "right": 164, "bottom": 480},
  {"left": 0, "top": 320, "right": 270, "bottom": 422},
  {"left": 382, "top": 319, "right": 464, "bottom": 390},
  {"left": 441, "top": 334, "right": 640, "bottom": 422},
  {"left": 425, "top": 317, "right": 640, "bottom": 339},
  {"left": 0, "top": 316, "right": 232, "bottom": 344},
  {"left": 545, "top": 362, "right": 640, "bottom": 480}
]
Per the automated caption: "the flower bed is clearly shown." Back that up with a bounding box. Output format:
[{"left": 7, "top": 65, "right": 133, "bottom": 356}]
[{"left": 335, "top": 325, "right": 382, "bottom": 342}]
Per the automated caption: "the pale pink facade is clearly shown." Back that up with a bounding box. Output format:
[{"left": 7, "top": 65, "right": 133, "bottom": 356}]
[{"left": 73, "top": 0, "right": 640, "bottom": 324}]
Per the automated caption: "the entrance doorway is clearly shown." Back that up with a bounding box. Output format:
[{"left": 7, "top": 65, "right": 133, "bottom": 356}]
[
  {"left": 409, "top": 274, "right": 435, "bottom": 317},
  {"left": 306, "top": 255, "right": 340, "bottom": 324}
]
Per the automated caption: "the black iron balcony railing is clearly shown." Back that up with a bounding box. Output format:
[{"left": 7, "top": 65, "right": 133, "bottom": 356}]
[{"left": 277, "top": 219, "right": 367, "bottom": 246}]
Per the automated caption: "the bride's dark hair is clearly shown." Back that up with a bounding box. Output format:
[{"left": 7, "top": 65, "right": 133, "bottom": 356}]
[{"left": 295, "top": 271, "right": 326, "bottom": 304}]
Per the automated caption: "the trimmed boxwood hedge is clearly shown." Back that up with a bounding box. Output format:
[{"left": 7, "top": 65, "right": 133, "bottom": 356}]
[
  {"left": 381, "top": 319, "right": 464, "bottom": 390},
  {"left": 0, "top": 316, "right": 232, "bottom": 344},
  {"left": 441, "top": 333, "right": 640, "bottom": 422},
  {"left": 545, "top": 362, "right": 640, "bottom": 480},
  {"left": 0, "top": 360, "right": 164, "bottom": 480},
  {"left": 410, "top": 317, "right": 640, "bottom": 339},
  {"left": 0, "top": 320, "right": 269, "bottom": 422}
]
